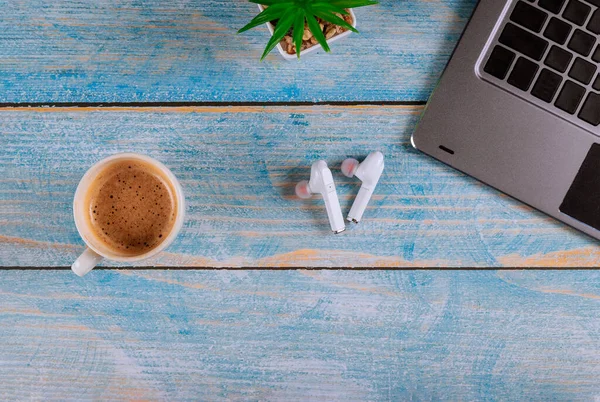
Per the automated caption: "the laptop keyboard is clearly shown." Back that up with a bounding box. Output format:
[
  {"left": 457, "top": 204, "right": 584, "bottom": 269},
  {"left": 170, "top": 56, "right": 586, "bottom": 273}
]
[{"left": 481, "top": 0, "right": 600, "bottom": 128}]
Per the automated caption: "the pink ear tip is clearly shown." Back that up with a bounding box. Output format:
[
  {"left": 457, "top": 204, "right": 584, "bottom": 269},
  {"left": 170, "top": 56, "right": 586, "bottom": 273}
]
[
  {"left": 295, "top": 180, "right": 312, "bottom": 199},
  {"left": 341, "top": 158, "right": 359, "bottom": 178}
]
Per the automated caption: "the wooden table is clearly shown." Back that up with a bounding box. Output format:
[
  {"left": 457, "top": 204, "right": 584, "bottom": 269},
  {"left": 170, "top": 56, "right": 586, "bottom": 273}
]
[{"left": 2, "top": 1, "right": 600, "bottom": 399}]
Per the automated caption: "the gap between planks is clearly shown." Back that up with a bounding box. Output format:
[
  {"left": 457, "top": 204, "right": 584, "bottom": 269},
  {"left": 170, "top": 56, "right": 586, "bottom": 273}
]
[
  {"left": 0, "top": 101, "right": 426, "bottom": 112},
  {"left": 0, "top": 267, "right": 594, "bottom": 271}
]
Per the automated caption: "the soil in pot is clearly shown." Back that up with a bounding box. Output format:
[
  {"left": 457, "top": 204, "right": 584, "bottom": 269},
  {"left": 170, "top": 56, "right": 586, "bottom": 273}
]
[{"left": 268, "top": 11, "right": 354, "bottom": 55}]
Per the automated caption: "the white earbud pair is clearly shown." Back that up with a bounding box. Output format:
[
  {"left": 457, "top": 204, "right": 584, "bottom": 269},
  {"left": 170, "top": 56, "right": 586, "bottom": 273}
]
[{"left": 295, "top": 152, "right": 384, "bottom": 233}]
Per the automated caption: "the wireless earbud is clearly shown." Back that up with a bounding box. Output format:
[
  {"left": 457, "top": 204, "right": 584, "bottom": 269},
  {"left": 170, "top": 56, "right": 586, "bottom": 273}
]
[
  {"left": 341, "top": 151, "right": 384, "bottom": 223},
  {"left": 296, "top": 160, "right": 346, "bottom": 234}
]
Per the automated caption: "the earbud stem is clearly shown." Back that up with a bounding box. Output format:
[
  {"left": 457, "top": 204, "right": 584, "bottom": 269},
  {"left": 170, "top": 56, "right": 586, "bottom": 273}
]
[
  {"left": 324, "top": 186, "right": 346, "bottom": 234},
  {"left": 347, "top": 186, "right": 373, "bottom": 223}
]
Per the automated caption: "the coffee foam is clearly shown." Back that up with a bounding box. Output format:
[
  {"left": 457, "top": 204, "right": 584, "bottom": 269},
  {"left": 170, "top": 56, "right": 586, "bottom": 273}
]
[{"left": 84, "top": 159, "right": 177, "bottom": 256}]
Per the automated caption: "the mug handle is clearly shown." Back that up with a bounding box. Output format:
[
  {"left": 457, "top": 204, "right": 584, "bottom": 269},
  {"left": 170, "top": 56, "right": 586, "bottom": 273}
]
[{"left": 71, "top": 248, "right": 103, "bottom": 277}]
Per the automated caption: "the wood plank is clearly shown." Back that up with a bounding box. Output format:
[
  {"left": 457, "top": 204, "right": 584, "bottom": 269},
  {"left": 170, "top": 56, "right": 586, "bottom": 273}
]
[
  {"left": 2, "top": 269, "right": 600, "bottom": 399},
  {"left": 0, "top": 0, "right": 476, "bottom": 103},
  {"left": 0, "top": 105, "right": 597, "bottom": 267}
]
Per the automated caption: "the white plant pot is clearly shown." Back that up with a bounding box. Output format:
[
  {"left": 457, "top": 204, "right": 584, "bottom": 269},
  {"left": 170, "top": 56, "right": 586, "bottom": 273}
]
[{"left": 257, "top": 4, "right": 357, "bottom": 60}]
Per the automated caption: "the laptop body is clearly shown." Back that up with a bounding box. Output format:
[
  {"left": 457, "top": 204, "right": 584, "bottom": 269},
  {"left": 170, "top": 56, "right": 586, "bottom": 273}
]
[{"left": 412, "top": 0, "right": 600, "bottom": 241}]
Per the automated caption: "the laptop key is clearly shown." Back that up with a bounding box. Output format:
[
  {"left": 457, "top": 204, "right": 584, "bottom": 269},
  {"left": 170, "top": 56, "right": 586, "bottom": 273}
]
[
  {"left": 544, "top": 17, "right": 572, "bottom": 44},
  {"left": 484, "top": 46, "right": 516, "bottom": 79},
  {"left": 563, "top": 0, "right": 591, "bottom": 26},
  {"left": 531, "top": 68, "right": 563, "bottom": 102},
  {"left": 555, "top": 80, "right": 586, "bottom": 114},
  {"left": 579, "top": 92, "right": 600, "bottom": 125},
  {"left": 583, "top": 0, "right": 600, "bottom": 6},
  {"left": 588, "top": 9, "right": 600, "bottom": 34},
  {"left": 592, "top": 45, "right": 600, "bottom": 63},
  {"left": 568, "top": 29, "right": 596, "bottom": 56},
  {"left": 510, "top": 1, "right": 548, "bottom": 32},
  {"left": 508, "top": 57, "right": 539, "bottom": 90},
  {"left": 539, "top": 0, "right": 566, "bottom": 13},
  {"left": 499, "top": 23, "right": 549, "bottom": 61},
  {"left": 545, "top": 45, "right": 573, "bottom": 72},
  {"left": 593, "top": 74, "right": 600, "bottom": 91},
  {"left": 569, "top": 57, "right": 597, "bottom": 84}
]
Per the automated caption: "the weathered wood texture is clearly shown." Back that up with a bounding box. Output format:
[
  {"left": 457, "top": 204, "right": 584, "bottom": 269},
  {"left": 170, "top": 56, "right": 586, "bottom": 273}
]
[
  {"left": 0, "top": 0, "right": 476, "bottom": 103},
  {"left": 2, "top": 269, "right": 600, "bottom": 400},
  {"left": 1, "top": 106, "right": 596, "bottom": 268}
]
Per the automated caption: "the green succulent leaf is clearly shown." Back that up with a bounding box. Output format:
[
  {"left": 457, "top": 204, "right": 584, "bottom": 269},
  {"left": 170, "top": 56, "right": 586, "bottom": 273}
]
[
  {"left": 239, "top": 0, "right": 378, "bottom": 59},
  {"left": 328, "top": 0, "right": 378, "bottom": 7},
  {"left": 260, "top": 7, "right": 297, "bottom": 60},
  {"left": 310, "top": 2, "right": 349, "bottom": 15},
  {"left": 305, "top": 13, "right": 330, "bottom": 53},
  {"left": 310, "top": 9, "right": 358, "bottom": 33},
  {"left": 292, "top": 10, "right": 306, "bottom": 59},
  {"left": 238, "top": 4, "right": 291, "bottom": 33}
]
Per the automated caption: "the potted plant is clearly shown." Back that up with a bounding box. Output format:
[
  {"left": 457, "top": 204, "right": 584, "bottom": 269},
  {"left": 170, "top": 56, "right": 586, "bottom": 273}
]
[{"left": 238, "top": 0, "right": 378, "bottom": 60}]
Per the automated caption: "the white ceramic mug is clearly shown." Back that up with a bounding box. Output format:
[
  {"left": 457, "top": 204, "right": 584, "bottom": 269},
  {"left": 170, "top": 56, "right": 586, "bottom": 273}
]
[{"left": 71, "top": 153, "right": 185, "bottom": 276}]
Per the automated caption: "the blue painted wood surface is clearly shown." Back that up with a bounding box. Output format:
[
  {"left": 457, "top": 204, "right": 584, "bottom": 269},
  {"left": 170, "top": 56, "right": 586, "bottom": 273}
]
[
  {"left": 0, "top": 0, "right": 476, "bottom": 103},
  {"left": 1, "top": 106, "right": 597, "bottom": 267},
  {"left": 2, "top": 1, "right": 600, "bottom": 399},
  {"left": 3, "top": 269, "right": 600, "bottom": 400}
]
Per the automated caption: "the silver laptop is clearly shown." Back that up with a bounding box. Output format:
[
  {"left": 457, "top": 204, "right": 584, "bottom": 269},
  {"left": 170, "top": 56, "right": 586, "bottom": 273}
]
[{"left": 412, "top": 0, "right": 600, "bottom": 241}]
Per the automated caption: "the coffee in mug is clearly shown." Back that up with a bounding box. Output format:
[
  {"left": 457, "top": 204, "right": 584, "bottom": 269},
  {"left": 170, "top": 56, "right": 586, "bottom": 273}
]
[
  {"left": 72, "top": 153, "right": 185, "bottom": 276},
  {"left": 86, "top": 159, "right": 177, "bottom": 255}
]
